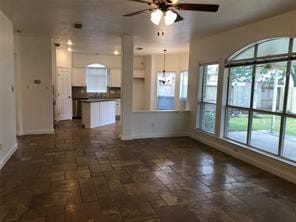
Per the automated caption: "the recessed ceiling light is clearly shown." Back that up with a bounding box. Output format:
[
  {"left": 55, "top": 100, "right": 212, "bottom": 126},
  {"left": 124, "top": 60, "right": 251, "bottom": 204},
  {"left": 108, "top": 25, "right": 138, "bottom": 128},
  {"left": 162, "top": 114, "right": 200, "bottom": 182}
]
[
  {"left": 67, "top": 47, "right": 72, "bottom": 52},
  {"left": 67, "top": 40, "right": 73, "bottom": 45},
  {"left": 114, "top": 50, "right": 119, "bottom": 55}
]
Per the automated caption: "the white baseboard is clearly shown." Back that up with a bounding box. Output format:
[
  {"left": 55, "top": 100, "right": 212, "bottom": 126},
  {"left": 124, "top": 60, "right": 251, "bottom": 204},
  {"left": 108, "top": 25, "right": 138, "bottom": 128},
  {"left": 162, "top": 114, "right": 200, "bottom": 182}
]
[
  {"left": 129, "top": 132, "right": 189, "bottom": 140},
  {"left": 0, "top": 143, "right": 17, "bottom": 170},
  {"left": 20, "top": 129, "right": 55, "bottom": 136},
  {"left": 16, "top": 131, "right": 24, "bottom": 136},
  {"left": 189, "top": 131, "right": 296, "bottom": 184},
  {"left": 121, "top": 135, "right": 133, "bottom": 141}
]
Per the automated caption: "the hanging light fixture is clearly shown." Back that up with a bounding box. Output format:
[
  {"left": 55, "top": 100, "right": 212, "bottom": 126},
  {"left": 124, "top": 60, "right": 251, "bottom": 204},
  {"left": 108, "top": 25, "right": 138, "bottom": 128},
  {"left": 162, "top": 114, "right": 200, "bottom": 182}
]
[
  {"left": 160, "top": 49, "right": 168, "bottom": 85},
  {"left": 150, "top": 9, "right": 163, "bottom": 25},
  {"left": 165, "top": 10, "right": 177, "bottom": 26},
  {"left": 163, "top": 49, "right": 167, "bottom": 75}
]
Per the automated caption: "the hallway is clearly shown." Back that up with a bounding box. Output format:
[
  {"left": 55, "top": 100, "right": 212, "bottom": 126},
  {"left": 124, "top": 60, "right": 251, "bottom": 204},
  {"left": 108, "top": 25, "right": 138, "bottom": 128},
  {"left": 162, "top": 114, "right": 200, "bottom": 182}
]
[{"left": 0, "top": 120, "right": 296, "bottom": 221}]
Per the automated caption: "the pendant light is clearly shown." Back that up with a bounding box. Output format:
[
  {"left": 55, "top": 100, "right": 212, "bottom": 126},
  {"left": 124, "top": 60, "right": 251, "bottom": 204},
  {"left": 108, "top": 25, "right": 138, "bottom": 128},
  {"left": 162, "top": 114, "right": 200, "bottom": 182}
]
[{"left": 161, "top": 49, "right": 168, "bottom": 85}]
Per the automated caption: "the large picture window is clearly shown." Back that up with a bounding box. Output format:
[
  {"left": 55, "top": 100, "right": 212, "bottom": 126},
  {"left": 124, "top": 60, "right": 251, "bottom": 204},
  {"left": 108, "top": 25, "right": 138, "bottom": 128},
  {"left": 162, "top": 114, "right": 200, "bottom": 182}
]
[
  {"left": 198, "top": 64, "right": 219, "bottom": 134},
  {"left": 225, "top": 38, "right": 296, "bottom": 162}
]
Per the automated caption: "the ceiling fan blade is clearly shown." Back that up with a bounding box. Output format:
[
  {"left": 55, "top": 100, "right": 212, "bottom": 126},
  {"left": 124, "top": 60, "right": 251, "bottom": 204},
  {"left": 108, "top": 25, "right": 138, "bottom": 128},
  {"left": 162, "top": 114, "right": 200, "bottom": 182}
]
[
  {"left": 174, "top": 3, "right": 219, "bottom": 12},
  {"left": 170, "top": 9, "right": 184, "bottom": 23},
  {"left": 123, "top": 9, "right": 151, "bottom": 17},
  {"left": 128, "top": 0, "right": 151, "bottom": 4}
]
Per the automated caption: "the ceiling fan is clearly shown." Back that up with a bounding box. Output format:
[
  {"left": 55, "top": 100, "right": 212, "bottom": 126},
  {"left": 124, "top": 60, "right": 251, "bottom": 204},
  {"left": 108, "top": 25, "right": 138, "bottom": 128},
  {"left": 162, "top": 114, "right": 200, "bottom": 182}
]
[{"left": 123, "top": 0, "right": 219, "bottom": 26}]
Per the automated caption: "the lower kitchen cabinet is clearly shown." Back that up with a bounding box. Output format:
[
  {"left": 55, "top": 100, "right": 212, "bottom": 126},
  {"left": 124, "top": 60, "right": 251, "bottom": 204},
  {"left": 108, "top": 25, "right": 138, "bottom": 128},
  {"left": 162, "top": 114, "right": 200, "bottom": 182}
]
[{"left": 81, "top": 100, "right": 116, "bottom": 128}]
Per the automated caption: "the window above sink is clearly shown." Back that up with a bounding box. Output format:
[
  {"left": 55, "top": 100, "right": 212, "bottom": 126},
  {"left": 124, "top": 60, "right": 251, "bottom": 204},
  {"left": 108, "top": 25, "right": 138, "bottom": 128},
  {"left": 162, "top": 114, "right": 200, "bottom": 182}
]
[{"left": 86, "top": 64, "right": 108, "bottom": 93}]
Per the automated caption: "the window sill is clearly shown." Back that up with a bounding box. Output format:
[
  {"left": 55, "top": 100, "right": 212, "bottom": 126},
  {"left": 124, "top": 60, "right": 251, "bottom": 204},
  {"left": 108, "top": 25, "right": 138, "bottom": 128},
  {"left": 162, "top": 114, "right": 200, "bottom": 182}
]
[{"left": 193, "top": 129, "right": 296, "bottom": 167}]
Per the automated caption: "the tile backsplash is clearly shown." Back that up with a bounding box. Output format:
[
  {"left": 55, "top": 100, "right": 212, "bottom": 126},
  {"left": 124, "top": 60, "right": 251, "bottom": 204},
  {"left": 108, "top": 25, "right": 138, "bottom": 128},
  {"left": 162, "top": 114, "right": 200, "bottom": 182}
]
[{"left": 72, "top": 86, "right": 121, "bottom": 99}]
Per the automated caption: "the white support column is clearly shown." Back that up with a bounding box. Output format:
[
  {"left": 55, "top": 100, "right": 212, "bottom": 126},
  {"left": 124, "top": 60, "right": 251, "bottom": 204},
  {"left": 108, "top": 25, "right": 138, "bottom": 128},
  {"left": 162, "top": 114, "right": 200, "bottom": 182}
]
[{"left": 121, "top": 35, "right": 134, "bottom": 140}]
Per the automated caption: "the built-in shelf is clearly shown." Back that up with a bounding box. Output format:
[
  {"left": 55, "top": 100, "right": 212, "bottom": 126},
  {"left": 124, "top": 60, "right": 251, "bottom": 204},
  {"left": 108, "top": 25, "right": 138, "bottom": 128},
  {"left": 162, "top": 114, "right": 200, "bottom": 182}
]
[{"left": 133, "top": 76, "right": 145, "bottom": 79}]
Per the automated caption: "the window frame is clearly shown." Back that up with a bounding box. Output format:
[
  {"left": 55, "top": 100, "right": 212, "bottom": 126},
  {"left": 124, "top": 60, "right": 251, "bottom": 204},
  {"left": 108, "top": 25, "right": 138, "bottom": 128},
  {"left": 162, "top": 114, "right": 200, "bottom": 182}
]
[
  {"left": 198, "top": 63, "right": 220, "bottom": 135},
  {"left": 224, "top": 37, "right": 296, "bottom": 163},
  {"left": 156, "top": 71, "right": 177, "bottom": 110},
  {"left": 86, "top": 65, "right": 108, "bottom": 93},
  {"left": 179, "top": 70, "right": 189, "bottom": 102}
]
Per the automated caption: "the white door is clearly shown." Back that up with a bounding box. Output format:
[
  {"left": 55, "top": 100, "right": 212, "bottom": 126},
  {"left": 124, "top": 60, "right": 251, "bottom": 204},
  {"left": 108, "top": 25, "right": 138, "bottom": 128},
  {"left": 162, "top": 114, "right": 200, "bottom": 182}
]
[{"left": 56, "top": 67, "right": 72, "bottom": 121}]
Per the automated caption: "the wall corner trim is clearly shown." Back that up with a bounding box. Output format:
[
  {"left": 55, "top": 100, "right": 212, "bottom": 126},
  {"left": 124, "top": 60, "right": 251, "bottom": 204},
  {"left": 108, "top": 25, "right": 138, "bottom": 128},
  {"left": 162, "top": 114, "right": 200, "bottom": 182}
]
[{"left": 0, "top": 143, "right": 18, "bottom": 170}]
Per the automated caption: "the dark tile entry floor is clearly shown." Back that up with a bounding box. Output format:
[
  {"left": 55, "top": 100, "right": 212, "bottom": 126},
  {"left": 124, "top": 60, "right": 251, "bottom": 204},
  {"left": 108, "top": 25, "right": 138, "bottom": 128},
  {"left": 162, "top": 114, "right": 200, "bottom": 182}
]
[{"left": 1, "top": 120, "right": 296, "bottom": 222}]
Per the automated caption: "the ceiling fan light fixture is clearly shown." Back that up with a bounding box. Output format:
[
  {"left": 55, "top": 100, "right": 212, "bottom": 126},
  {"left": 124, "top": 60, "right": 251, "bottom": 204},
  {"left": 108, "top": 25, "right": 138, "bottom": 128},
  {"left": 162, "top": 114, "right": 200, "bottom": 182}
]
[
  {"left": 150, "top": 9, "right": 163, "bottom": 25},
  {"left": 165, "top": 10, "right": 177, "bottom": 26}
]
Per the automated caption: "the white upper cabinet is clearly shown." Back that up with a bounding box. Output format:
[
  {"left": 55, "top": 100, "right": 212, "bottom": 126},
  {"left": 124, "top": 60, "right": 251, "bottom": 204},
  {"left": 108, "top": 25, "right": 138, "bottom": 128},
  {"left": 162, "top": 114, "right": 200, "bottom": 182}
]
[
  {"left": 108, "top": 69, "right": 121, "bottom": 87},
  {"left": 72, "top": 68, "right": 86, "bottom": 87}
]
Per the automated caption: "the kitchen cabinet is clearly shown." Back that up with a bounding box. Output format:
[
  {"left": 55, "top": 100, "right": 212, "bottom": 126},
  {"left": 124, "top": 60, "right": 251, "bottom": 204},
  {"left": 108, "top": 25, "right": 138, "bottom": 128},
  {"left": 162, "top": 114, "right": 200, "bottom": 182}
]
[
  {"left": 133, "top": 69, "right": 145, "bottom": 79},
  {"left": 72, "top": 68, "right": 86, "bottom": 87},
  {"left": 81, "top": 100, "right": 116, "bottom": 128},
  {"left": 108, "top": 69, "right": 121, "bottom": 87}
]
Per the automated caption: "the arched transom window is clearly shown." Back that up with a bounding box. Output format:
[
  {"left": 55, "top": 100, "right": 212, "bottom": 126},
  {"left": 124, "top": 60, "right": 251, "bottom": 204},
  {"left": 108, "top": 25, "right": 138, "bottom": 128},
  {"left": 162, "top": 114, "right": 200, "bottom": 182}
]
[{"left": 224, "top": 37, "right": 296, "bottom": 162}]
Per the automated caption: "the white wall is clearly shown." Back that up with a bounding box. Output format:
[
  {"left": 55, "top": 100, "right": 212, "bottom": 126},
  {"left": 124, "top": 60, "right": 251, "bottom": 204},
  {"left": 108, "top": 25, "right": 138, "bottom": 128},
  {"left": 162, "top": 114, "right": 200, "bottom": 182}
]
[
  {"left": 14, "top": 36, "right": 54, "bottom": 135},
  {"left": 72, "top": 53, "right": 145, "bottom": 69},
  {"left": 121, "top": 53, "right": 190, "bottom": 140},
  {"left": 73, "top": 52, "right": 148, "bottom": 110},
  {"left": 188, "top": 10, "right": 296, "bottom": 183},
  {"left": 144, "top": 56, "right": 152, "bottom": 110},
  {"left": 150, "top": 53, "right": 189, "bottom": 110},
  {"left": 133, "top": 79, "right": 145, "bottom": 110},
  {"left": 0, "top": 10, "right": 17, "bottom": 169},
  {"left": 131, "top": 111, "right": 190, "bottom": 139}
]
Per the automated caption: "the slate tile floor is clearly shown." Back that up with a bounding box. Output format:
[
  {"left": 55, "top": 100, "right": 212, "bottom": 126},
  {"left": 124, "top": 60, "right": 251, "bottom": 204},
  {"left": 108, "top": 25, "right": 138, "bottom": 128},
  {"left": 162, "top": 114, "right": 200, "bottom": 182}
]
[{"left": 0, "top": 120, "right": 296, "bottom": 222}]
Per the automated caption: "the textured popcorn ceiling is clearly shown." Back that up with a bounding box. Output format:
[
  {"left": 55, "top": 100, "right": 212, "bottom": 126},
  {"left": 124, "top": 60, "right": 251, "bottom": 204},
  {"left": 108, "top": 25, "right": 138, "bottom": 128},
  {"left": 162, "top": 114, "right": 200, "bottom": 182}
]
[{"left": 1, "top": 0, "right": 296, "bottom": 55}]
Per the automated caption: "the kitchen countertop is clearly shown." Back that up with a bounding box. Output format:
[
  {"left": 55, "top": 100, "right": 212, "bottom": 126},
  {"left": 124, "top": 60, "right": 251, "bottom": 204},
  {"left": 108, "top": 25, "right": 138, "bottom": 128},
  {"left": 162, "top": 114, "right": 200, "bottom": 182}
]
[
  {"left": 80, "top": 99, "right": 117, "bottom": 103},
  {"left": 73, "top": 97, "right": 89, "bottom": 99}
]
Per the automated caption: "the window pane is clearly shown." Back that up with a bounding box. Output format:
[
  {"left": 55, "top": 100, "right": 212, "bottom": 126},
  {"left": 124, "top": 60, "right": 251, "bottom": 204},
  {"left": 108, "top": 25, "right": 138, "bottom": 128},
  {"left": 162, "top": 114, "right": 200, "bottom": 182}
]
[
  {"left": 232, "top": 46, "right": 255, "bottom": 61},
  {"left": 228, "top": 66, "right": 253, "bottom": 108},
  {"left": 225, "top": 108, "right": 249, "bottom": 143},
  {"left": 257, "top": 38, "right": 289, "bottom": 57},
  {"left": 200, "top": 103, "right": 216, "bottom": 134},
  {"left": 157, "top": 72, "right": 176, "bottom": 110},
  {"left": 287, "top": 61, "right": 296, "bottom": 114},
  {"left": 253, "top": 62, "right": 287, "bottom": 112},
  {"left": 250, "top": 112, "right": 281, "bottom": 154},
  {"left": 282, "top": 117, "right": 296, "bottom": 161},
  {"left": 202, "top": 64, "right": 219, "bottom": 103},
  {"left": 86, "top": 67, "right": 107, "bottom": 93},
  {"left": 179, "top": 71, "right": 188, "bottom": 101}
]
